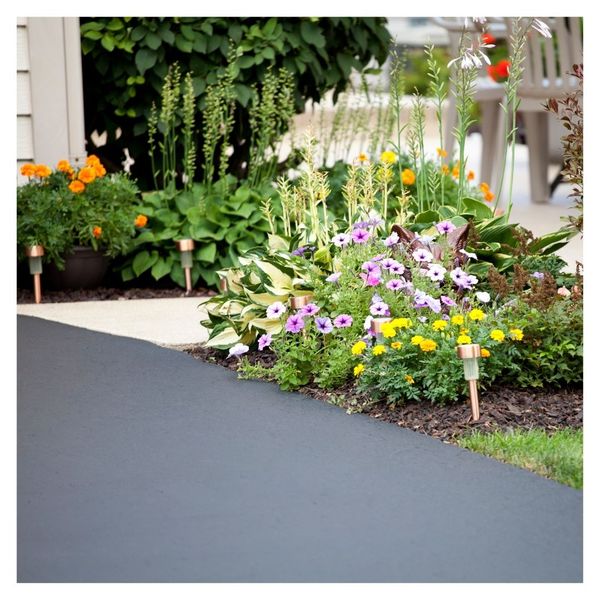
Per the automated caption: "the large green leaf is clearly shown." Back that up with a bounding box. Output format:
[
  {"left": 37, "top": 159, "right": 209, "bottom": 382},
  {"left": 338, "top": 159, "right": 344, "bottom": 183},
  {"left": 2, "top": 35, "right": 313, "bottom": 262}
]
[
  {"left": 135, "top": 48, "right": 156, "bottom": 74},
  {"left": 527, "top": 229, "right": 575, "bottom": 254},
  {"left": 132, "top": 249, "right": 158, "bottom": 276},
  {"left": 460, "top": 197, "right": 494, "bottom": 220},
  {"left": 196, "top": 242, "right": 217, "bottom": 263},
  {"left": 151, "top": 255, "right": 172, "bottom": 280}
]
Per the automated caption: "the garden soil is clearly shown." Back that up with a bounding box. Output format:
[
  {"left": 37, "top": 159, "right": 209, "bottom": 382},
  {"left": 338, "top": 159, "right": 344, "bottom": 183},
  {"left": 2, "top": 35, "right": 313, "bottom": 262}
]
[{"left": 185, "top": 346, "right": 583, "bottom": 443}]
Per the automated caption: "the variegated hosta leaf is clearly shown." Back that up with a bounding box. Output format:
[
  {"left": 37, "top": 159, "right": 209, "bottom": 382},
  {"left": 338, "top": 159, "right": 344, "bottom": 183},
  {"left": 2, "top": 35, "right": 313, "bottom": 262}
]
[
  {"left": 205, "top": 326, "right": 241, "bottom": 349},
  {"left": 267, "top": 234, "right": 290, "bottom": 252},
  {"left": 250, "top": 318, "right": 284, "bottom": 335},
  {"left": 247, "top": 291, "right": 289, "bottom": 306},
  {"left": 218, "top": 300, "right": 246, "bottom": 317},
  {"left": 254, "top": 260, "right": 293, "bottom": 290}
]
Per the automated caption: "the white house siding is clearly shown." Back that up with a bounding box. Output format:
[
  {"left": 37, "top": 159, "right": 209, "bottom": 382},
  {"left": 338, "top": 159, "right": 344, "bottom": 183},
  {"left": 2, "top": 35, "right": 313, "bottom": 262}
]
[
  {"left": 17, "top": 18, "right": 34, "bottom": 183},
  {"left": 16, "top": 17, "right": 86, "bottom": 184}
]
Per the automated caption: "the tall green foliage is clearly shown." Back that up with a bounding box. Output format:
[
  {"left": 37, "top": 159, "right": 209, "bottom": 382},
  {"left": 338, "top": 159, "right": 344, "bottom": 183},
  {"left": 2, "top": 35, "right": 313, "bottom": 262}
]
[{"left": 80, "top": 17, "right": 391, "bottom": 188}]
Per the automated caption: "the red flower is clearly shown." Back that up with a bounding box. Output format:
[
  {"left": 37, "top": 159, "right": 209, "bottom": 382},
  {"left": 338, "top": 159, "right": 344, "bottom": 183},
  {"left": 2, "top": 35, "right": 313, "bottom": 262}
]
[
  {"left": 482, "top": 32, "right": 496, "bottom": 45},
  {"left": 487, "top": 59, "right": 511, "bottom": 82}
]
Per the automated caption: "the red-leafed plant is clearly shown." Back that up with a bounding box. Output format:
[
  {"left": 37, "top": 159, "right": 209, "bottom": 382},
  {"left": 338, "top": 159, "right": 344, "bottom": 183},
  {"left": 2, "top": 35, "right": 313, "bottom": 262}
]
[{"left": 544, "top": 64, "right": 583, "bottom": 234}]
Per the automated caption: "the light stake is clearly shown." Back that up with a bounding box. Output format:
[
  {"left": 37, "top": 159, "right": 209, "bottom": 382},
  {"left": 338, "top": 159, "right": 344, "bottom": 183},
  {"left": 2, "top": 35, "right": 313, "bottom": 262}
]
[
  {"left": 456, "top": 343, "right": 482, "bottom": 421},
  {"left": 371, "top": 317, "right": 392, "bottom": 343},
  {"left": 218, "top": 277, "right": 228, "bottom": 293},
  {"left": 289, "top": 294, "right": 313, "bottom": 310},
  {"left": 25, "top": 245, "right": 44, "bottom": 304},
  {"left": 175, "top": 239, "right": 195, "bottom": 293}
]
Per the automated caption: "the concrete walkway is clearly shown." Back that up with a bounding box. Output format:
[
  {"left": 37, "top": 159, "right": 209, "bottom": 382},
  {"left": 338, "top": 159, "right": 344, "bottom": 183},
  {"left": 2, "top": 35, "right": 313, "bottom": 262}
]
[{"left": 17, "top": 316, "right": 582, "bottom": 583}]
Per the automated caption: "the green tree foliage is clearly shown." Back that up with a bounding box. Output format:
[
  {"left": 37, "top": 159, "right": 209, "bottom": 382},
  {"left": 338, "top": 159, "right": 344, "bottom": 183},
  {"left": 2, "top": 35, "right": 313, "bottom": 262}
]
[{"left": 80, "top": 17, "right": 391, "bottom": 188}]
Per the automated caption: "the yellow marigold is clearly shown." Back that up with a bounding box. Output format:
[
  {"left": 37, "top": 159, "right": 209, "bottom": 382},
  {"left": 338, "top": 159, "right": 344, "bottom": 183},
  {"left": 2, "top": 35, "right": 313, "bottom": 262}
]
[
  {"left": 457, "top": 334, "right": 472, "bottom": 345},
  {"left": 381, "top": 323, "right": 397, "bottom": 338},
  {"left": 452, "top": 165, "right": 460, "bottom": 179},
  {"left": 483, "top": 190, "right": 495, "bottom": 202},
  {"left": 351, "top": 341, "right": 367, "bottom": 356},
  {"left": 468, "top": 308, "right": 486, "bottom": 321},
  {"left": 405, "top": 374, "right": 415, "bottom": 385},
  {"left": 451, "top": 315, "right": 464, "bottom": 326},
  {"left": 391, "top": 341, "right": 403, "bottom": 350},
  {"left": 432, "top": 319, "right": 448, "bottom": 331},
  {"left": 391, "top": 318, "right": 412, "bottom": 329},
  {"left": 481, "top": 348, "right": 491, "bottom": 358},
  {"left": 509, "top": 328, "right": 524, "bottom": 341},
  {"left": 401, "top": 168, "right": 416, "bottom": 186},
  {"left": 441, "top": 164, "right": 450, "bottom": 176},
  {"left": 78, "top": 166, "right": 97, "bottom": 184},
  {"left": 467, "top": 170, "right": 475, "bottom": 181},
  {"left": 480, "top": 182, "right": 495, "bottom": 202},
  {"left": 490, "top": 329, "right": 505, "bottom": 342},
  {"left": 34, "top": 164, "right": 52, "bottom": 178},
  {"left": 411, "top": 335, "right": 425, "bottom": 345},
  {"left": 372, "top": 344, "right": 386, "bottom": 356},
  {"left": 380, "top": 150, "right": 397, "bottom": 164},
  {"left": 357, "top": 152, "right": 368, "bottom": 163},
  {"left": 419, "top": 339, "right": 437, "bottom": 352},
  {"left": 134, "top": 214, "right": 148, "bottom": 228},
  {"left": 353, "top": 363, "right": 365, "bottom": 377},
  {"left": 92, "top": 226, "right": 102, "bottom": 239},
  {"left": 94, "top": 162, "right": 107, "bottom": 177},
  {"left": 57, "top": 160, "right": 72, "bottom": 173},
  {"left": 20, "top": 163, "right": 36, "bottom": 177},
  {"left": 68, "top": 180, "right": 85, "bottom": 194},
  {"left": 436, "top": 147, "right": 448, "bottom": 158},
  {"left": 86, "top": 154, "right": 101, "bottom": 166}
]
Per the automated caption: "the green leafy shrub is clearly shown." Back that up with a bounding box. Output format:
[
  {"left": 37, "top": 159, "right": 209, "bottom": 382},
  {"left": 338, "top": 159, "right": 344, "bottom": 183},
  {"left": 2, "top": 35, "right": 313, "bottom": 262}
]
[
  {"left": 80, "top": 17, "right": 391, "bottom": 188},
  {"left": 119, "top": 177, "right": 277, "bottom": 288}
]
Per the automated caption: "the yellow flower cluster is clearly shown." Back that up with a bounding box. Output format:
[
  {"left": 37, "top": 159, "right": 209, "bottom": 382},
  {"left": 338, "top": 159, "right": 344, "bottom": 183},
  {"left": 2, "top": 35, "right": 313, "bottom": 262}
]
[
  {"left": 468, "top": 308, "right": 486, "bottom": 321},
  {"left": 457, "top": 334, "right": 472, "bottom": 345},
  {"left": 419, "top": 339, "right": 437, "bottom": 352},
  {"left": 509, "top": 328, "right": 524, "bottom": 341},
  {"left": 432, "top": 319, "right": 448, "bottom": 331},
  {"left": 380, "top": 150, "right": 397, "bottom": 165},
  {"left": 354, "top": 363, "right": 365, "bottom": 377},
  {"left": 451, "top": 315, "right": 464, "bottom": 326},
  {"left": 381, "top": 323, "right": 397, "bottom": 338},
  {"left": 372, "top": 345, "right": 386, "bottom": 356},
  {"left": 391, "top": 318, "right": 412, "bottom": 329},
  {"left": 490, "top": 329, "right": 505, "bottom": 342}
]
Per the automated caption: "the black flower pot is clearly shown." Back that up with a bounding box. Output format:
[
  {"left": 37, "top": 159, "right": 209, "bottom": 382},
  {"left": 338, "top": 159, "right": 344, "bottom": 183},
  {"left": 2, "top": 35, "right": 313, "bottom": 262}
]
[{"left": 44, "top": 246, "right": 109, "bottom": 290}]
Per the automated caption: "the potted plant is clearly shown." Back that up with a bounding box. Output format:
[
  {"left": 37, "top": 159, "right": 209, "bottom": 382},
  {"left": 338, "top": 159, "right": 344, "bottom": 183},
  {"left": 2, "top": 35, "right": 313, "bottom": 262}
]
[{"left": 17, "top": 156, "right": 142, "bottom": 289}]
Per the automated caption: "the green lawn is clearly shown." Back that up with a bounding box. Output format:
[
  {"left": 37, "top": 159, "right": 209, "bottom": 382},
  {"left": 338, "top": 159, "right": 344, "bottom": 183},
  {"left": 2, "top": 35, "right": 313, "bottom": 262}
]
[{"left": 457, "top": 428, "right": 583, "bottom": 489}]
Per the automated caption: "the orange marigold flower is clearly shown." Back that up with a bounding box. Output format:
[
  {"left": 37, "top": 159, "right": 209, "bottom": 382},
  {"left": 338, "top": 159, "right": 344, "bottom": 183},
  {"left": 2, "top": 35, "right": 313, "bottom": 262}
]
[
  {"left": 436, "top": 147, "right": 448, "bottom": 158},
  {"left": 92, "top": 226, "right": 102, "bottom": 239},
  {"left": 57, "top": 160, "right": 72, "bottom": 173},
  {"left": 69, "top": 180, "right": 85, "bottom": 194},
  {"left": 93, "top": 162, "right": 107, "bottom": 177},
  {"left": 481, "top": 348, "right": 491, "bottom": 358},
  {"left": 134, "top": 214, "right": 148, "bottom": 228},
  {"left": 484, "top": 190, "right": 495, "bottom": 202},
  {"left": 20, "top": 163, "right": 36, "bottom": 177},
  {"left": 86, "top": 154, "right": 101, "bottom": 166},
  {"left": 401, "top": 168, "right": 416, "bottom": 186},
  {"left": 467, "top": 170, "right": 475, "bottom": 181},
  {"left": 78, "top": 166, "right": 97, "bottom": 184},
  {"left": 357, "top": 152, "right": 368, "bottom": 163},
  {"left": 451, "top": 165, "right": 460, "bottom": 179},
  {"left": 34, "top": 164, "right": 52, "bottom": 178},
  {"left": 441, "top": 164, "right": 450, "bottom": 176}
]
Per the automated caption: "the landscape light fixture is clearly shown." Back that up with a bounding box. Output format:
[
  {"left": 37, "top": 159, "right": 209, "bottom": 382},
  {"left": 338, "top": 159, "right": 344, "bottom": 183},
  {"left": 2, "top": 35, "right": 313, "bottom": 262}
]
[
  {"left": 289, "top": 294, "right": 313, "bottom": 310},
  {"left": 218, "top": 277, "right": 228, "bottom": 293},
  {"left": 456, "top": 343, "right": 482, "bottom": 421},
  {"left": 175, "top": 239, "right": 195, "bottom": 293},
  {"left": 371, "top": 317, "right": 392, "bottom": 343},
  {"left": 25, "top": 245, "right": 44, "bottom": 304}
]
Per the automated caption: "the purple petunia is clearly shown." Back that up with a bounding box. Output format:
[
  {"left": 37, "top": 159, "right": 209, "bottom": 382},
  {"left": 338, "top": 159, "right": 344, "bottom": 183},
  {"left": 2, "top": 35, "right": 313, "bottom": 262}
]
[
  {"left": 352, "top": 228, "right": 371, "bottom": 244},
  {"left": 436, "top": 220, "right": 457, "bottom": 235},
  {"left": 353, "top": 221, "right": 368, "bottom": 229},
  {"left": 360, "top": 272, "right": 382, "bottom": 287},
  {"left": 532, "top": 271, "right": 544, "bottom": 279},
  {"left": 440, "top": 295, "right": 456, "bottom": 307},
  {"left": 380, "top": 258, "right": 397, "bottom": 270},
  {"left": 292, "top": 246, "right": 307, "bottom": 256},
  {"left": 427, "top": 263, "right": 447, "bottom": 282},
  {"left": 266, "top": 301, "right": 287, "bottom": 319},
  {"left": 426, "top": 296, "right": 442, "bottom": 313},
  {"left": 386, "top": 279, "right": 404, "bottom": 291},
  {"left": 228, "top": 343, "right": 249, "bottom": 358},
  {"left": 371, "top": 254, "right": 386, "bottom": 262},
  {"left": 412, "top": 248, "right": 433, "bottom": 263},
  {"left": 370, "top": 301, "right": 390, "bottom": 316},
  {"left": 384, "top": 231, "right": 400, "bottom": 247},
  {"left": 362, "top": 261, "right": 381, "bottom": 275},
  {"left": 388, "top": 262, "right": 406, "bottom": 275},
  {"left": 326, "top": 272, "right": 342, "bottom": 283},
  {"left": 285, "top": 314, "right": 305, "bottom": 333},
  {"left": 333, "top": 314, "right": 353, "bottom": 328},
  {"left": 332, "top": 233, "right": 351, "bottom": 248},
  {"left": 315, "top": 316, "right": 334, "bottom": 334},
  {"left": 258, "top": 333, "right": 272, "bottom": 351},
  {"left": 299, "top": 303, "right": 320, "bottom": 317}
]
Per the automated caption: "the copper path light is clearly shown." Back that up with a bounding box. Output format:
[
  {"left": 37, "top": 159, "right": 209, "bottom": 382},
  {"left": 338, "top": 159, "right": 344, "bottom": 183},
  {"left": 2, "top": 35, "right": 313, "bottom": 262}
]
[
  {"left": 25, "top": 245, "right": 44, "bottom": 304},
  {"left": 456, "top": 343, "right": 482, "bottom": 421},
  {"left": 175, "top": 239, "right": 195, "bottom": 293}
]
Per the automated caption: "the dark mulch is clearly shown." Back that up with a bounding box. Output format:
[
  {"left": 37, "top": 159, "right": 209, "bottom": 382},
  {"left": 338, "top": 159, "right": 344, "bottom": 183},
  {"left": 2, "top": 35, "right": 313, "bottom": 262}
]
[
  {"left": 17, "top": 286, "right": 215, "bottom": 304},
  {"left": 185, "top": 345, "right": 583, "bottom": 443}
]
